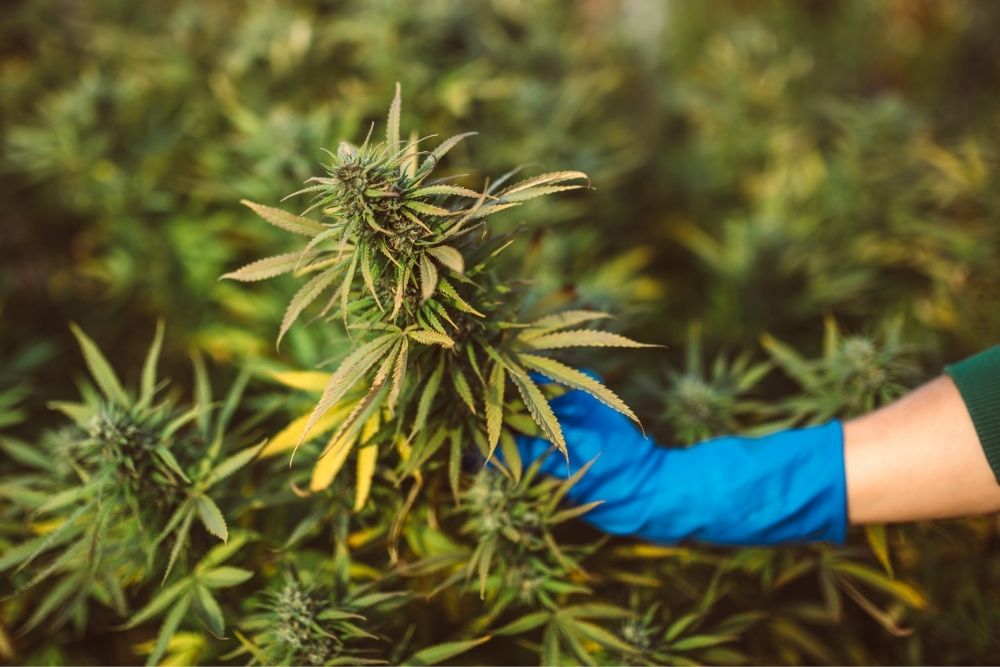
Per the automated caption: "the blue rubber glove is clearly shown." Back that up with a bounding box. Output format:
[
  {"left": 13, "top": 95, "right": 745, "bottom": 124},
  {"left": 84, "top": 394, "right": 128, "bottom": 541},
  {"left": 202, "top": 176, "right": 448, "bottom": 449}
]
[{"left": 515, "top": 380, "right": 848, "bottom": 545}]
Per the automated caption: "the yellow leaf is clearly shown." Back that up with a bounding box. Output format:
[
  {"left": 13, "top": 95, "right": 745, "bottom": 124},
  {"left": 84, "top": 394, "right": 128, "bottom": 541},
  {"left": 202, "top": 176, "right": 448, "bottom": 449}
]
[
  {"left": 310, "top": 429, "right": 358, "bottom": 492},
  {"left": 261, "top": 403, "right": 351, "bottom": 458},
  {"left": 865, "top": 524, "right": 893, "bottom": 577},
  {"left": 268, "top": 370, "right": 330, "bottom": 392},
  {"left": 353, "top": 443, "right": 378, "bottom": 511}
]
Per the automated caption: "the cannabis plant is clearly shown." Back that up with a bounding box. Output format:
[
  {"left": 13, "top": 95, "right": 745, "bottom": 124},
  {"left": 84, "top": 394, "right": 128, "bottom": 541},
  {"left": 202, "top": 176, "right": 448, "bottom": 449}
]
[
  {"left": 0, "top": 325, "right": 259, "bottom": 662},
  {"left": 223, "top": 85, "right": 651, "bottom": 508}
]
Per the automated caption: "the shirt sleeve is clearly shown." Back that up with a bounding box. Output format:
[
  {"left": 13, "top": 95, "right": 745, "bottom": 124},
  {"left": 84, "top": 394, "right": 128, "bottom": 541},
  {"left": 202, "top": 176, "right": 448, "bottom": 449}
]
[{"left": 945, "top": 344, "right": 1000, "bottom": 485}]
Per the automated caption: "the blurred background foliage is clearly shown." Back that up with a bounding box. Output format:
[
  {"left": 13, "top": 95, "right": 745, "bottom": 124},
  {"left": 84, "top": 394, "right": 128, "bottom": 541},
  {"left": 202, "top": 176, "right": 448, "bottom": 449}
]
[{"left": 2, "top": 0, "right": 999, "bottom": 664}]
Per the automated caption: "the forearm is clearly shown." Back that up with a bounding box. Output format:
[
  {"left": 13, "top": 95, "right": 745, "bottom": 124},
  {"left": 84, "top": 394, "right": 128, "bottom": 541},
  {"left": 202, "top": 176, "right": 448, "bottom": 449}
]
[{"left": 844, "top": 374, "right": 1000, "bottom": 524}]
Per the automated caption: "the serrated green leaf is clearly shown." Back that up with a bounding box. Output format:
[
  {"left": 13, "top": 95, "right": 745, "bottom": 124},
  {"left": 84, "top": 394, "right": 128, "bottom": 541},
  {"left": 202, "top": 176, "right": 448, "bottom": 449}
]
[
  {"left": 406, "top": 635, "right": 491, "bottom": 666},
  {"left": 417, "top": 132, "right": 477, "bottom": 178},
  {"left": 70, "top": 323, "right": 128, "bottom": 406},
  {"left": 205, "top": 441, "right": 264, "bottom": 488},
  {"left": 419, "top": 252, "right": 438, "bottom": 302},
  {"left": 122, "top": 578, "right": 191, "bottom": 629},
  {"left": 194, "top": 585, "right": 225, "bottom": 638},
  {"left": 406, "top": 329, "right": 454, "bottom": 348},
  {"left": 139, "top": 320, "right": 164, "bottom": 409},
  {"left": 410, "top": 360, "right": 444, "bottom": 438},
  {"left": 507, "top": 365, "right": 565, "bottom": 458},
  {"left": 426, "top": 245, "right": 464, "bottom": 273},
  {"left": 299, "top": 333, "right": 400, "bottom": 450},
  {"left": 221, "top": 251, "right": 312, "bottom": 282},
  {"left": 484, "top": 361, "right": 505, "bottom": 459},
  {"left": 519, "top": 353, "right": 639, "bottom": 425},
  {"left": 525, "top": 329, "right": 655, "bottom": 350},
  {"left": 146, "top": 593, "right": 192, "bottom": 667},
  {"left": 241, "top": 199, "right": 326, "bottom": 236},
  {"left": 386, "top": 82, "right": 401, "bottom": 148},
  {"left": 450, "top": 364, "right": 476, "bottom": 415},
  {"left": 409, "top": 185, "right": 481, "bottom": 199},
  {"left": 522, "top": 310, "right": 612, "bottom": 338},
  {"left": 196, "top": 495, "right": 228, "bottom": 542},
  {"left": 200, "top": 566, "right": 253, "bottom": 589},
  {"left": 437, "top": 278, "right": 483, "bottom": 317},
  {"left": 277, "top": 268, "right": 339, "bottom": 348}
]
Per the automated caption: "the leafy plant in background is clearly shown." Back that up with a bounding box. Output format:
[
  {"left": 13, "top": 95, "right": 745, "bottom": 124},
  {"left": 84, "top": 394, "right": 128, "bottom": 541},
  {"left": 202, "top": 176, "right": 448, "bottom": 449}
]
[
  {"left": 0, "top": 325, "right": 259, "bottom": 664},
  {"left": 2, "top": 0, "right": 1000, "bottom": 664}
]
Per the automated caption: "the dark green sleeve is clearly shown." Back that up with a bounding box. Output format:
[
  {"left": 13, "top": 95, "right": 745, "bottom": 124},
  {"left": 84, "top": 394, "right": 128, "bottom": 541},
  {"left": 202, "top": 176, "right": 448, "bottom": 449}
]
[{"left": 945, "top": 345, "right": 1000, "bottom": 484}]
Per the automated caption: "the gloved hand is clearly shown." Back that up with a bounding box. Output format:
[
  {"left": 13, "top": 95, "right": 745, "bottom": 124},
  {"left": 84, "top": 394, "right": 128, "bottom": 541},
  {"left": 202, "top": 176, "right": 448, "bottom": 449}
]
[{"left": 515, "top": 377, "right": 848, "bottom": 545}]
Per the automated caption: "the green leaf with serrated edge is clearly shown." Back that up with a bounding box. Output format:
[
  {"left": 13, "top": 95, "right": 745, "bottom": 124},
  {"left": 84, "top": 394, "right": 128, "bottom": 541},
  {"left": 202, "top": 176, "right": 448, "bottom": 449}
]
[
  {"left": 437, "top": 277, "right": 483, "bottom": 316},
  {"left": 419, "top": 252, "right": 438, "bottom": 302},
  {"left": 448, "top": 428, "right": 462, "bottom": 506},
  {"left": 525, "top": 329, "right": 655, "bottom": 350},
  {"left": 299, "top": 333, "right": 400, "bottom": 450},
  {"left": 499, "top": 184, "right": 584, "bottom": 203},
  {"left": 426, "top": 245, "right": 464, "bottom": 273},
  {"left": 404, "top": 200, "right": 453, "bottom": 217},
  {"left": 221, "top": 251, "right": 313, "bottom": 282},
  {"left": 360, "top": 243, "right": 384, "bottom": 310},
  {"left": 519, "top": 353, "right": 639, "bottom": 425},
  {"left": 416, "top": 132, "right": 477, "bottom": 179},
  {"left": 0, "top": 437, "right": 55, "bottom": 472},
  {"left": 387, "top": 336, "right": 408, "bottom": 414},
  {"left": 200, "top": 566, "right": 253, "bottom": 589},
  {"left": 665, "top": 612, "right": 701, "bottom": 642},
  {"left": 69, "top": 323, "right": 127, "bottom": 406},
  {"left": 507, "top": 364, "right": 566, "bottom": 458},
  {"left": 546, "top": 457, "right": 597, "bottom": 513},
  {"left": 386, "top": 82, "right": 401, "bottom": 147},
  {"left": 450, "top": 364, "right": 476, "bottom": 414},
  {"left": 204, "top": 441, "right": 264, "bottom": 488},
  {"left": 670, "top": 634, "right": 737, "bottom": 651},
  {"left": 155, "top": 446, "right": 190, "bottom": 484},
  {"left": 406, "top": 329, "right": 454, "bottom": 348},
  {"left": 410, "top": 360, "right": 444, "bottom": 439},
  {"left": 406, "top": 635, "right": 492, "bottom": 666},
  {"left": 484, "top": 362, "right": 505, "bottom": 459},
  {"left": 562, "top": 603, "right": 634, "bottom": 620},
  {"left": 521, "top": 310, "right": 612, "bottom": 339},
  {"left": 121, "top": 578, "right": 190, "bottom": 629},
  {"left": 146, "top": 593, "right": 192, "bottom": 667},
  {"left": 194, "top": 585, "right": 225, "bottom": 638},
  {"left": 495, "top": 611, "right": 551, "bottom": 636},
  {"left": 6, "top": 503, "right": 87, "bottom": 574},
  {"left": 409, "top": 184, "right": 481, "bottom": 199},
  {"left": 569, "top": 618, "right": 642, "bottom": 654},
  {"left": 139, "top": 320, "right": 164, "bottom": 410},
  {"left": 543, "top": 625, "right": 561, "bottom": 667},
  {"left": 277, "top": 268, "right": 338, "bottom": 348},
  {"left": 198, "top": 532, "right": 251, "bottom": 570},
  {"left": 241, "top": 199, "right": 325, "bottom": 236},
  {"left": 549, "top": 500, "right": 604, "bottom": 525},
  {"left": 498, "top": 170, "right": 588, "bottom": 197},
  {"left": 20, "top": 571, "right": 81, "bottom": 634},
  {"left": 196, "top": 494, "right": 228, "bottom": 542},
  {"left": 317, "top": 355, "right": 394, "bottom": 461},
  {"left": 161, "top": 506, "right": 195, "bottom": 584}
]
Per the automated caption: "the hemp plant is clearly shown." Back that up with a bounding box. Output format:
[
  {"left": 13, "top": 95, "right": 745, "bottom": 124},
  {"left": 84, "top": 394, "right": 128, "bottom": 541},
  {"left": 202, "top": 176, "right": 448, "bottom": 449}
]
[
  {"left": 0, "top": 325, "right": 260, "bottom": 646},
  {"left": 223, "top": 85, "right": 653, "bottom": 509}
]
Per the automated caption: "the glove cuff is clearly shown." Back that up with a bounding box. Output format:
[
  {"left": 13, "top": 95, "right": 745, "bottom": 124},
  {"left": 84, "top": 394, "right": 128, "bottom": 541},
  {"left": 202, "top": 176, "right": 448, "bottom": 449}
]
[{"left": 673, "top": 421, "right": 848, "bottom": 546}]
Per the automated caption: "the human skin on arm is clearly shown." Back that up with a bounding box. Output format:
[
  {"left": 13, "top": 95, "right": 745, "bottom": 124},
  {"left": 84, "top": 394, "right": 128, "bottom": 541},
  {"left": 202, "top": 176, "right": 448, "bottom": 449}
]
[{"left": 844, "top": 375, "right": 1000, "bottom": 524}]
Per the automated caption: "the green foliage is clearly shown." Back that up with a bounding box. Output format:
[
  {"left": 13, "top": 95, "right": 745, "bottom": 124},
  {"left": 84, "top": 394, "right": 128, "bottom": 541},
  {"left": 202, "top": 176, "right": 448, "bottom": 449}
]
[{"left": 3, "top": 1, "right": 1000, "bottom": 664}]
